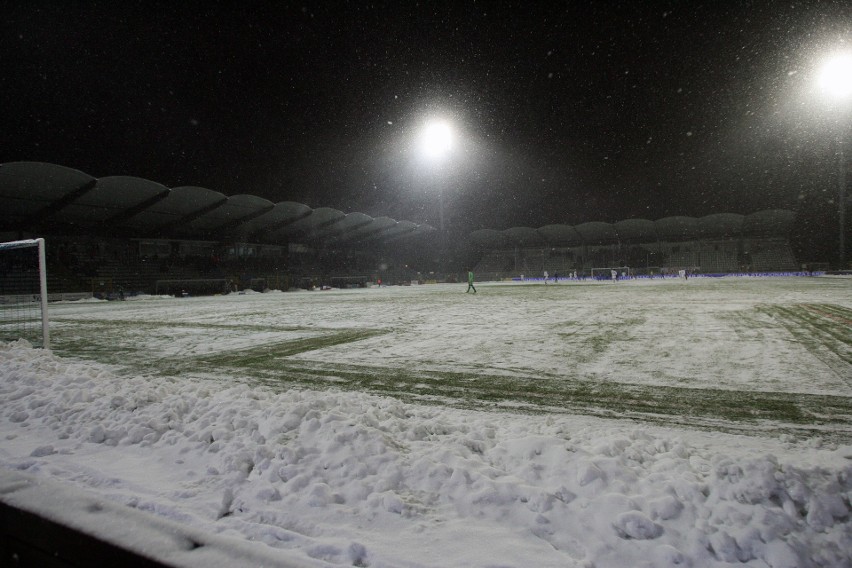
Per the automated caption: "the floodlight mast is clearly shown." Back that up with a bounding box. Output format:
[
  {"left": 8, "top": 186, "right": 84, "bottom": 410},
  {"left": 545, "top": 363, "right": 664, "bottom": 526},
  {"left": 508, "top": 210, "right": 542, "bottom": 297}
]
[
  {"left": 818, "top": 52, "right": 852, "bottom": 269},
  {"left": 839, "top": 130, "right": 847, "bottom": 270},
  {"left": 420, "top": 120, "right": 453, "bottom": 234},
  {"left": 419, "top": 119, "right": 454, "bottom": 276}
]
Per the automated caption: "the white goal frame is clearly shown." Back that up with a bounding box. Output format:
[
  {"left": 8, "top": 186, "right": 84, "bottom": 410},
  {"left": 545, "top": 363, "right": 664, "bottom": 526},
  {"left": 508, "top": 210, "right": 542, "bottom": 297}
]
[{"left": 0, "top": 238, "right": 50, "bottom": 349}]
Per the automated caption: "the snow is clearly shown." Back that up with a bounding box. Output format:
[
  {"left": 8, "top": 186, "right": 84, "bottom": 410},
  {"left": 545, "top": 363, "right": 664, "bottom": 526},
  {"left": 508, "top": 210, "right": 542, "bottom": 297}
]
[{"left": 1, "top": 277, "right": 852, "bottom": 567}]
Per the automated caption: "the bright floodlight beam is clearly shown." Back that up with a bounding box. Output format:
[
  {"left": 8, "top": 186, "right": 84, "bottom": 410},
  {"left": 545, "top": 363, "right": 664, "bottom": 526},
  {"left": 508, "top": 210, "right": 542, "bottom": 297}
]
[
  {"left": 818, "top": 51, "right": 852, "bottom": 99},
  {"left": 420, "top": 120, "right": 453, "bottom": 160}
]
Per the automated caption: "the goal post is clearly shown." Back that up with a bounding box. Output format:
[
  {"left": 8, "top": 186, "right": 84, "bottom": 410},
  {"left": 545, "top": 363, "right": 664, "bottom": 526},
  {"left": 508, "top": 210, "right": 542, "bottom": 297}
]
[{"left": 0, "top": 238, "right": 50, "bottom": 349}]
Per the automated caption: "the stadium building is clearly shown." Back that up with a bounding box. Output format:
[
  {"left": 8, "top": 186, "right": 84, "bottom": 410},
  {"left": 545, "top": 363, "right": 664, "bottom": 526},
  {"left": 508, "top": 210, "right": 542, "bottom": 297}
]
[
  {"left": 1, "top": 161, "right": 811, "bottom": 299},
  {"left": 0, "top": 162, "right": 438, "bottom": 297},
  {"left": 470, "top": 210, "right": 802, "bottom": 281}
]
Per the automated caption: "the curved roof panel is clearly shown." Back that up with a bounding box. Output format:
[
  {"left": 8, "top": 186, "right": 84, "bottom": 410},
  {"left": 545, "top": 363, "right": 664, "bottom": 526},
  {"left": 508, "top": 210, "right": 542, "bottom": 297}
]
[
  {"left": 18, "top": 161, "right": 801, "bottom": 256},
  {"left": 52, "top": 176, "right": 170, "bottom": 225},
  {"left": 574, "top": 222, "right": 617, "bottom": 244},
  {"left": 503, "top": 226, "right": 543, "bottom": 246},
  {"left": 0, "top": 162, "right": 95, "bottom": 204},
  {"left": 655, "top": 216, "right": 699, "bottom": 241},
  {"left": 186, "top": 194, "right": 274, "bottom": 232},
  {"left": 315, "top": 212, "right": 374, "bottom": 240},
  {"left": 368, "top": 219, "right": 419, "bottom": 242},
  {"left": 469, "top": 229, "right": 508, "bottom": 249},
  {"left": 235, "top": 201, "right": 313, "bottom": 237},
  {"left": 0, "top": 162, "right": 438, "bottom": 249},
  {"left": 614, "top": 219, "right": 656, "bottom": 242},
  {"left": 275, "top": 207, "right": 346, "bottom": 237},
  {"left": 742, "top": 209, "right": 795, "bottom": 236},
  {"left": 0, "top": 162, "right": 95, "bottom": 226},
  {"left": 396, "top": 223, "right": 437, "bottom": 241},
  {"left": 124, "top": 185, "right": 227, "bottom": 233},
  {"left": 163, "top": 186, "right": 228, "bottom": 216},
  {"left": 537, "top": 224, "right": 582, "bottom": 245},
  {"left": 698, "top": 213, "right": 744, "bottom": 239},
  {"left": 338, "top": 216, "right": 397, "bottom": 242}
]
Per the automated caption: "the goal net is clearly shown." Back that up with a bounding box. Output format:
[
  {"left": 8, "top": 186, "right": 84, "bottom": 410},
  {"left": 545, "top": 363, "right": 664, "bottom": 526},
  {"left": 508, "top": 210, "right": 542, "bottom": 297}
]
[
  {"left": 0, "top": 238, "right": 50, "bottom": 349},
  {"left": 590, "top": 266, "right": 632, "bottom": 281}
]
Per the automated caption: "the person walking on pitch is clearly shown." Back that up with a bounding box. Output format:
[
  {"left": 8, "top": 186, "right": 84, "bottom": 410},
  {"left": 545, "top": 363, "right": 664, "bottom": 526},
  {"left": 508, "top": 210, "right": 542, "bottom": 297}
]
[{"left": 466, "top": 270, "right": 477, "bottom": 294}]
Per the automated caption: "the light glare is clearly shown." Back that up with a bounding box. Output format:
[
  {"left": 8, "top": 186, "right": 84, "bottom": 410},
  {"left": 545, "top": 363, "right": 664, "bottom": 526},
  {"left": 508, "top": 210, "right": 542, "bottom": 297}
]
[
  {"left": 818, "top": 52, "right": 852, "bottom": 99},
  {"left": 421, "top": 121, "right": 453, "bottom": 159}
]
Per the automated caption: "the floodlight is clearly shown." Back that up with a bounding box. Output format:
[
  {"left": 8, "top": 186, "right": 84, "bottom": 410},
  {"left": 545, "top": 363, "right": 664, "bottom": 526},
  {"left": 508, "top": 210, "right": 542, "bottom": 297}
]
[
  {"left": 818, "top": 51, "right": 852, "bottom": 99},
  {"left": 420, "top": 120, "right": 453, "bottom": 159}
]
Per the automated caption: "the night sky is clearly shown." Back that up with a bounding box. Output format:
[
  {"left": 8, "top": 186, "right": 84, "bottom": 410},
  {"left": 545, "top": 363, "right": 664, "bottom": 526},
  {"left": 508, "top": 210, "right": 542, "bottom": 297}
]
[{"left": 2, "top": 1, "right": 850, "bottom": 239}]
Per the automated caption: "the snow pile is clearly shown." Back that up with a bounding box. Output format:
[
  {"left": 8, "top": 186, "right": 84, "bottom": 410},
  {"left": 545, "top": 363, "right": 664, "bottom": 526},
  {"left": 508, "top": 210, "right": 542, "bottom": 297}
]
[{"left": 1, "top": 340, "right": 851, "bottom": 567}]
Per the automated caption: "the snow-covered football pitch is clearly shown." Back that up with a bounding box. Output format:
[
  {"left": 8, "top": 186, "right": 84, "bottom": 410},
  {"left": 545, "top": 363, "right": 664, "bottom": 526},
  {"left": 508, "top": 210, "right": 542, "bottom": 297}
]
[
  {"left": 49, "top": 275, "right": 852, "bottom": 441},
  {"left": 1, "top": 275, "right": 851, "bottom": 567}
]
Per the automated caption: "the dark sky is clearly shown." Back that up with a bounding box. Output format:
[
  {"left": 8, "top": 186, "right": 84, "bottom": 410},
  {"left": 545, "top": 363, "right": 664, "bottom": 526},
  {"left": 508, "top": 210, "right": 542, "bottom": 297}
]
[{"left": 1, "top": 1, "right": 850, "bottom": 235}]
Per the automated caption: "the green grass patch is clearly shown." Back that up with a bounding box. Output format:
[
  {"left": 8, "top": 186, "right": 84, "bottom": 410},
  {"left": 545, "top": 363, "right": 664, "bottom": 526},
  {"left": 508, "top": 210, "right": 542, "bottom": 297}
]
[
  {"left": 43, "top": 301, "right": 852, "bottom": 442},
  {"left": 758, "top": 304, "right": 852, "bottom": 371},
  {"left": 195, "top": 352, "right": 851, "bottom": 439}
]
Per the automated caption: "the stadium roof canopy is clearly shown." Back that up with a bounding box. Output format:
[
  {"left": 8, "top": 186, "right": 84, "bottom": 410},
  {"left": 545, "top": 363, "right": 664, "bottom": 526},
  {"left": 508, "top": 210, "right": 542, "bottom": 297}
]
[
  {"left": 392, "top": 223, "right": 436, "bottom": 242},
  {"left": 336, "top": 216, "right": 398, "bottom": 243},
  {"left": 470, "top": 209, "right": 797, "bottom": 250},
  {"left": 183, "top": 194, "right": 275, "bottom": 234},
  {"left": 0, "top": 162, "right": 96, "bottom": 228},
  {"left": 469, "top": 229, "right": 507, "bottom": 249},
  {"left": 1, "top": 162, "right": 795, "bottom": 251},
  {"left": 0, "top": 162, "right": 434, "bottom": 248},
  {"left": 276, "top": 207, "right": 346, "bottom": 240},
  {"left": 366, "top": 219, "right": 419, "bottom": 242},
  {"left": 614, "top": 219, "right": 656, "bottom": 243},
  {"left": 537, "top": 224, "right": 582, "bottom": 246},
  {"left": 232, "top": 201, "right": 313, "bottom": 241},
  {"left": 698, "top": 213, "right": 744, "bottom": 239},
  {"left": 742, "top": 209, "right": 795, "bottom": 236},
  {"left": 502, "top": 226, "right": 543, "bottom": 247},
  {"left": 574, "top": 221, "right": 618, "bottom": 245},
  {"left": 655, "top": 216, "right": 699, "bottom": 242},
  {"left": 314, "top": 212, "right": 375, "bottom": 241},
  {"left": 122, "top": 185, "right": 227, "bottom": 234},
  {"left": 51, "top": 176, "right": 171, "bottom": 227}
]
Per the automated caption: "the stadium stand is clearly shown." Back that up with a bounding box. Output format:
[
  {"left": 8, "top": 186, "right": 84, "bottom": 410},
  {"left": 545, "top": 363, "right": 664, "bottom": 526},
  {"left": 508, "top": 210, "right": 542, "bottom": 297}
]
[
  {"left": 0, "top": 162, "right": 811, "bottom": 292},
  {"left": 471, "top": 210, "right": 801, "bottom": 279},
  {"left": 0, "top": 162, "right": 438, "bottom": 295}
]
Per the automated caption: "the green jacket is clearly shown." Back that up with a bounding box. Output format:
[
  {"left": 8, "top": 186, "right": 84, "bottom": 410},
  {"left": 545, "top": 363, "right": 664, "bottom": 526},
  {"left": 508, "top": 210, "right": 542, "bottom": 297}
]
[{"left": 468, "top": 271, "right": 475, "bottom": 283}]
